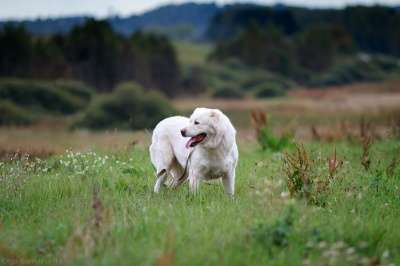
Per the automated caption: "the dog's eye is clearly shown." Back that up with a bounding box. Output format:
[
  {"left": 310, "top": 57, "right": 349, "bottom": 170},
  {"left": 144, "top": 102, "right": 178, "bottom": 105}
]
[{"left": 194, "top": 121, "right": 200, "bottom": 125}]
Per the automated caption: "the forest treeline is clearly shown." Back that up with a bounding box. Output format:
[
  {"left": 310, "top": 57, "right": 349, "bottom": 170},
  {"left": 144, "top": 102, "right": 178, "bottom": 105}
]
[
  {"left": 0, "top": 19, "right": 180, "bottom": 96},
  {"left": 209, "top": 5, "right": 400, "bottom": 84},
  {"left": 1, "top": 4, "right": 400, "bottom": 95},
  {"left": 208, "top": 5, "right": 400, "bottom": 56}
]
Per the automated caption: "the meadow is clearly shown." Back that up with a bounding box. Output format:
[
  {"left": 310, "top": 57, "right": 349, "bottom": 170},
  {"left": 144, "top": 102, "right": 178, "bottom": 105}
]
[
  {"left": 0, "top": 134, "right": 399, "bottom": 266},
  {"left": 1, "top": 87, "right": 400, "bottom": 266}
]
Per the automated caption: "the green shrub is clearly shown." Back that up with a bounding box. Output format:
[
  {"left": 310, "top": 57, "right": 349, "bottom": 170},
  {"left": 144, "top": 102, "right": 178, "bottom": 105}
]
[
  {"left": 254, "top": 83, "right": 286, "bottom": 98},
  {"left": 258, "top": 127, "right": 293, "bottom": 151},
  {"left": 0, "top": 79, "right": 91, "bottom": 114},
  {"left": 75, "top": 82, "right": 175, "bottom": 130},
  {"left": 306, "top": 55, "right": 400, "bottom": 87},
  {"left": 371, "top": 56, "right": 400, "bottom": 72},
  {"left": 212, "top": 87, "right": 244, "bottom": 99},
  {"left": 54, "top": 80, "right": 94, "bottom": 102},
  {"left": 0, "top": 100, "right": 35, "bottom": 125},
  {"left": 241, "top": 72, "right": 292, "bottom": 91},
  {"left": 310, "top": 61, "right": 383, "bottom": 87},
  {"left": 241, "top": 77, "right": 265, "bottom": 90},
  {"left": 224, "top": 58, "right": 247, "bottom": 70}
]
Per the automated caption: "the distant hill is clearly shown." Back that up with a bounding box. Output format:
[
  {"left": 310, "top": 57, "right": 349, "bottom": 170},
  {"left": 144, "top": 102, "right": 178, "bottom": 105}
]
[
  {"left": 109, "top": 3, "right": 219, "bottom": 40},
  {"left": 0, "top": 16, "right": 89, "bottom": 35},
  {"left": 1, "top": 2, "right": 399, "bottom": 41},
  {"left": 0, "top": 2, "right": 219, "bottom": 40}
]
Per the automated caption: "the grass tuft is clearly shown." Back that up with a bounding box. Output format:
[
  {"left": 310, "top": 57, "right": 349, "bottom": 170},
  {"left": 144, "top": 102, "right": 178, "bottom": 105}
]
[
  {"left": 283, "top": 144, "right": 313, "bottom": 199},
  {"left": 361, "top": 136, "right": 372, "bottom": 171},
  {"left": 251, "top": 110, "right": 293, "bottom": 151}
]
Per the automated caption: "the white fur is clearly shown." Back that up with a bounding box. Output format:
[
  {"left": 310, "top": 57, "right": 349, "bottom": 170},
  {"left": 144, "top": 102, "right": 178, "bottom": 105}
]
[{"left": 149, "top": 108, "right": 239, "bottom": 195}]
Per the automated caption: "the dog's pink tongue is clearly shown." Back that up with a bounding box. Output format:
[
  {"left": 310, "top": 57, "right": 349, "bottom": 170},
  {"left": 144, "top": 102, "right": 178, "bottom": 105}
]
[
  {"left": 185, "top": 135, "right": 203, "bottom": 148},
  {"left": 185, "top": 134, "right": 206, "bottom": 148},
  {"left": 185, "top": 137, "right": 196, "bottom": 149}
]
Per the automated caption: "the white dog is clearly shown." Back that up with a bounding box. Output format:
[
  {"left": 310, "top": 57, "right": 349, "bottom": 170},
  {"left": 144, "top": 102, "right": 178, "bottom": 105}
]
[{"left": 149, "top": 108, "right": 238, "bottom": 195}]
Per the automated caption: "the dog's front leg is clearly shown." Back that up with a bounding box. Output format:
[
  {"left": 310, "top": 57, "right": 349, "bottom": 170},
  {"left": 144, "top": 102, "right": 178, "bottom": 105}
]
[
  {"left": 188, "top": 175, "right": 200, "bottom": 194},
  {"left": 222, "top": 170, "right": 235, "bottom": 195}
]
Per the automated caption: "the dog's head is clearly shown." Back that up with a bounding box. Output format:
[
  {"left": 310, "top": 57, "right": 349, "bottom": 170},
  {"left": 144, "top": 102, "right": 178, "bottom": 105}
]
[{"left": 181, "top": 108, "right": 236, "bottom": 149}]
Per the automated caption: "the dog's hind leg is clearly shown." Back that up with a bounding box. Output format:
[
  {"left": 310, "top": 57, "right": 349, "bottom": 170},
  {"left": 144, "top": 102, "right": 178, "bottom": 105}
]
[
  {"left": 154, "top": 169, "right": 168, "bottom": 193},
  {"left": 150, "top": 139, "right": 174, "bottom": 193},
  {"left": 166, "top": 161, "right": 186, "bottom": 189}
]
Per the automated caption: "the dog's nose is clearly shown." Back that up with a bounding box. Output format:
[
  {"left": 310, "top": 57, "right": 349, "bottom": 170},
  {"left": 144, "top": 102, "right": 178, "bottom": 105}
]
[{"left": 180, "top": 129, "right": 186, "bottom": 137}]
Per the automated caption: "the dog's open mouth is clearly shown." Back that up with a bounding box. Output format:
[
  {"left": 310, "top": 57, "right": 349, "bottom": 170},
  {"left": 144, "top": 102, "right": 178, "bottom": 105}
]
[{"left": 185, "top": 133, "right": 207, "bottom": 148}]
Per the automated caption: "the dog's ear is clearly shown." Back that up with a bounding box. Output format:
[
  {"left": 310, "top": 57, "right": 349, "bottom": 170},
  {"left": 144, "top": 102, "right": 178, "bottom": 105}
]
[
  {"left": 209, "top": 110, "right": 220, "bottom": 121},
  {"left": 205, "top": 110, "right": 225, "bottom": 148},
  {"left": 208, "top": 110, "right": 236, "bottom": 150}
]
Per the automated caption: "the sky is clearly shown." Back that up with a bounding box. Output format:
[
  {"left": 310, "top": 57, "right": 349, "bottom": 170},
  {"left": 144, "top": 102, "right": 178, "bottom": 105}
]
[{"left": 0, "top": 0, "right": 399, "bottom": 20}]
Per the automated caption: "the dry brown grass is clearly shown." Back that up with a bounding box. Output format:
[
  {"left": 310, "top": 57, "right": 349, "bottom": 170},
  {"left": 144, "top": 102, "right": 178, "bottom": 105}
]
[
  {"left": 0, "top": 126, "right": 148, "bottom": 157},
  {"left": 156, "top": 230, "right": 176, "bottom": 266},
  {"left": 289, "top": 79, "right": 400, "bottom": 97},
  {"left": 62, "top": 188, "right": 112, "bottom": 262},
  {"left": 0, "top": 243, "right": 35, "bottom": 266},
  {"left": 328, "top": 148, "right": 343, "bottom": 180},
  {"left": 0, "top": 80, "right": 399, "bottom": 153},
  {"left": 0, "top": 147, "right": 55, "bottom": 161},
  {"left": 174, "top": 81, "right": 400, "bottom": 144},
  {"left": 308, "top": 116, "right": 389, "bottom": 143},
  {"left": 390, "top": 115, "right": 400, "bottom": 139},
  {"left": 250, "top": 110, "right": 267, "bottom": 138},
  {"left": 175, "top": 80, "right": 400, "bottom": 116},
  {"left": 361, "top": 136, "right": 372, "bottom": 171}
]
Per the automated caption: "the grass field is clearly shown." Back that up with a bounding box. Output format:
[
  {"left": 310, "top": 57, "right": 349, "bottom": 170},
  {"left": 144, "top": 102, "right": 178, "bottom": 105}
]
[
  {"left": 1, "top": 78, "right": 400, "bottom": 265},
  {"left": 1, "top": 137, "right": 399, "bottom": 265}
]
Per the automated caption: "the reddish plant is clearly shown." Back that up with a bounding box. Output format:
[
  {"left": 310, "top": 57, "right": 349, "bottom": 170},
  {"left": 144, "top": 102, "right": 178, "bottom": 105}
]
[
  {"left": 361, "top": 136, "right": 372, "bottom": 171},
  {"left": 283, "top": 144, "right": 313, "bottom": 199},
  {"left": 328, "top": 148, "right": 343, "bottom": 180},
  {"left": 250, "top": 110, "right": 267, "bottom": 138}
]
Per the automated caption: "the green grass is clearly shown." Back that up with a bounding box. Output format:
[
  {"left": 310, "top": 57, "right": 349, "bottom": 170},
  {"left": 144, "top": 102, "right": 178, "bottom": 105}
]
[{"left": 0, "top": 140, "right": 399, "bottom": 265}]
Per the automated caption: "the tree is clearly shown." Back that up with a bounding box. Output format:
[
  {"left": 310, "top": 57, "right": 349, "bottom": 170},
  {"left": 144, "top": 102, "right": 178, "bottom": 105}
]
[
  {"left": 65, "top": 19, "right": 121, "bottom": 91},
  {"left": 31, "top": 37, "right": 69, "bottom": 79},
  {"left": 343, "top": 6, "right": 400, "bottom": 56},
  {"left": 130, "top": 32, "right": 180, "bottom": 96},
  {"left": 0, "top": 20, "right": 181, "bottom": 95},
  {"left": 211, "top": 24, "right": 292, "bottom": 75},
  {"left": 294, "top": 25, "right": 336, "bottom": 72},
  {"left": 0, "top": 25, "right": 33, "bottom": 77}
]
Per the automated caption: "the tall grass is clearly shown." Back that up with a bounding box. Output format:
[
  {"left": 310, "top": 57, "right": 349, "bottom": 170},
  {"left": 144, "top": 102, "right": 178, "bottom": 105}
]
[{"left": 0, "top": 140, "right": 399, "bottom": 265}]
